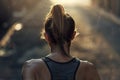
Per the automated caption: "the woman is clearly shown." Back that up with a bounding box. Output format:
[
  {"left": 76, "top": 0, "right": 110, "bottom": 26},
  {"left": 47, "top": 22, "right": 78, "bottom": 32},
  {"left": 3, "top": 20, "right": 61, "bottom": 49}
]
[{"left": 22, "top": 4, "right": 100, "bottom": 80}]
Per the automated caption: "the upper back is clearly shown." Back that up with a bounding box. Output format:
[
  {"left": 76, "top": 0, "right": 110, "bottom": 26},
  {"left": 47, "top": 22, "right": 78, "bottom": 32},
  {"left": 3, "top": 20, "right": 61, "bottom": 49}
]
[{"left": 22, "top": 58, "right": 100, "bottom": 80}]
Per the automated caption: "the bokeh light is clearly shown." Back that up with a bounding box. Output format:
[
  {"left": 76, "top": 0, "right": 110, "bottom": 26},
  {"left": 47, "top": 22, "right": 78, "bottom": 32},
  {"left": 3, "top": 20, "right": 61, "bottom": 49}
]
[
  {"left": 0, "top": 50, "right": 5, "bottom": 56},
  {"left": 14, "top": 23, "right": 23, "bottom": 31}
]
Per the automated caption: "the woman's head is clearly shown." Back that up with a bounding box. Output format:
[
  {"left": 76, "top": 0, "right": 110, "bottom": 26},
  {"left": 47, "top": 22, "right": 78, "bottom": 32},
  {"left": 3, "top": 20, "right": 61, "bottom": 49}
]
[
  {"left": 44, "top": 4, "right": 75, "bottom": 44},
  {"left": 44, "top": 4, "right": 76, "bottom": 56}
]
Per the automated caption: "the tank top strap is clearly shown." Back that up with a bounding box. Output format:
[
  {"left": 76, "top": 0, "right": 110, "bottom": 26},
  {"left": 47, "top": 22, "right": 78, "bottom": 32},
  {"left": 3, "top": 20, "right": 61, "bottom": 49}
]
[{"left": 42, "top": 57, "right": 80, "bottom": 80}]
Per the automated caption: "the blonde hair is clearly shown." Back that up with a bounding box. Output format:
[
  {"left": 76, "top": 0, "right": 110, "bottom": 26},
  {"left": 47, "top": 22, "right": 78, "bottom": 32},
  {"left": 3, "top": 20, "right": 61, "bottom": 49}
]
[
  {"left": 46, "top": 4, "right": 65, "bottom": 36},
  {"left": 44, "top": 4, "right": 75, "bottom": 56}
]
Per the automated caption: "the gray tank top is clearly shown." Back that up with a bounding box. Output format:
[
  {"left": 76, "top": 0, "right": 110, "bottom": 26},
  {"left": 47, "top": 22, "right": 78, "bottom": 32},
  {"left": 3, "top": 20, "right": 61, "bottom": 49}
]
[{"left": 42, "top": 57, "right": 80, "bottom": 80}]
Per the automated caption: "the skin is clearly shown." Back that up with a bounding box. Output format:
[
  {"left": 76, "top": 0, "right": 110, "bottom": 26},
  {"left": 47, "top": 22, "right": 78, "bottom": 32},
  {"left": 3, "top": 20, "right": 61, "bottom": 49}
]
[{"left": 22, "top": 32, "right": 100, "bottom": 80}]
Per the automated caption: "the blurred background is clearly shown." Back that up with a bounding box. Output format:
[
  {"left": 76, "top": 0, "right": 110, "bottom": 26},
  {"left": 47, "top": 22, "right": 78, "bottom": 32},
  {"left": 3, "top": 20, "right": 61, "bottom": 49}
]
[{"left": 0, "top": 0, "right": 120, "bottom": 80}]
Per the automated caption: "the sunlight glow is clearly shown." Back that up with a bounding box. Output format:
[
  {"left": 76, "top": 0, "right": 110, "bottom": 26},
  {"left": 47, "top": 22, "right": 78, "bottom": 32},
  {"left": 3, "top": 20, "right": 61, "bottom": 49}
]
[
  {"left": 51, "top": 0, "right": 91, "bottom": 6},
  {"left": 14, "top": 23, "right": 23, "bottom": 31},
  {"left": 0, "top": 50, "right": 5, "bottom": 56}
]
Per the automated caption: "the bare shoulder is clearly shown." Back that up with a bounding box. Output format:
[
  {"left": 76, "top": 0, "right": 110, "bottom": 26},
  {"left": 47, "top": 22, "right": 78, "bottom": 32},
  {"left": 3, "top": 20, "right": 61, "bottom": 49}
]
[
  {"left": 23, "top": 59, "right": 44, "bottom": 68},
  {"left": 22, "top": 59, "right": 46, "bottom": 80},
  {"left": 76, "top": 59, "right": 100, "bottom": 80},
  {"left": 77, "top": 60, "right": 94, "bottom": 73},
  {"left": 22, "top": 58, "right": 45, "bottom": 75},
  {"left": 80, "top": 60, "right": 95, "bottom": 69}
]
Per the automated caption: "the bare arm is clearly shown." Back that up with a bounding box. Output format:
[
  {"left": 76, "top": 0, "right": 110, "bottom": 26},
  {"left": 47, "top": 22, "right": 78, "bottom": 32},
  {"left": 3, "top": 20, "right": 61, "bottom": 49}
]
[
  {"left": 22, "top": 61, "right": 35, "bottom": 80},
  {"left": 22, "top": 59, "right": 42, "bottom": 80},
  {"left": 85, "top": 63, "right": 100, "bottom": 80}
]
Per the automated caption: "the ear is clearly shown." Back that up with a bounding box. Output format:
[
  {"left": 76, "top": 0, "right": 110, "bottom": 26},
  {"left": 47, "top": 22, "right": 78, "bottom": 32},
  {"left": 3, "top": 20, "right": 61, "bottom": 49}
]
[
  {"left": 44, "top": 33, "right": 49, "bottom": 42},
  {"left": 71, "top": 31, "right": 76, "bottom": 40}
]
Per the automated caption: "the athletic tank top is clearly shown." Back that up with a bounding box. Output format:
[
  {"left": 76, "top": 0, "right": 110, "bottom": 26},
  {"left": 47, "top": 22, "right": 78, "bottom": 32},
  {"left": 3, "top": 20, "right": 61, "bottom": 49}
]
[{"left": 42, "top": 57, "right": 80, "bottom": 80}]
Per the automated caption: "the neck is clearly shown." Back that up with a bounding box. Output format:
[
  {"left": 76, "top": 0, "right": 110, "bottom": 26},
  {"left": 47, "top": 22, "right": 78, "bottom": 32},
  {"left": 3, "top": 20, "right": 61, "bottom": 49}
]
[{"left": 50, "top": 42, "right": 71, "bottom": 57}]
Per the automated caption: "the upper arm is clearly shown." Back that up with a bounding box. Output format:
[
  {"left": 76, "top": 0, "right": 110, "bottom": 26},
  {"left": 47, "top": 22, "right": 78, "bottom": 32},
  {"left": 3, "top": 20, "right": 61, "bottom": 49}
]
[
  {"left": 85, "top": 62, "right": 100, "bottom": 80},
  {"left": 22, "top": 59, "right": 42, "bottom": 80},
  {"left": 22, "top": 61, "right": 35, "bottom": 80}
]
